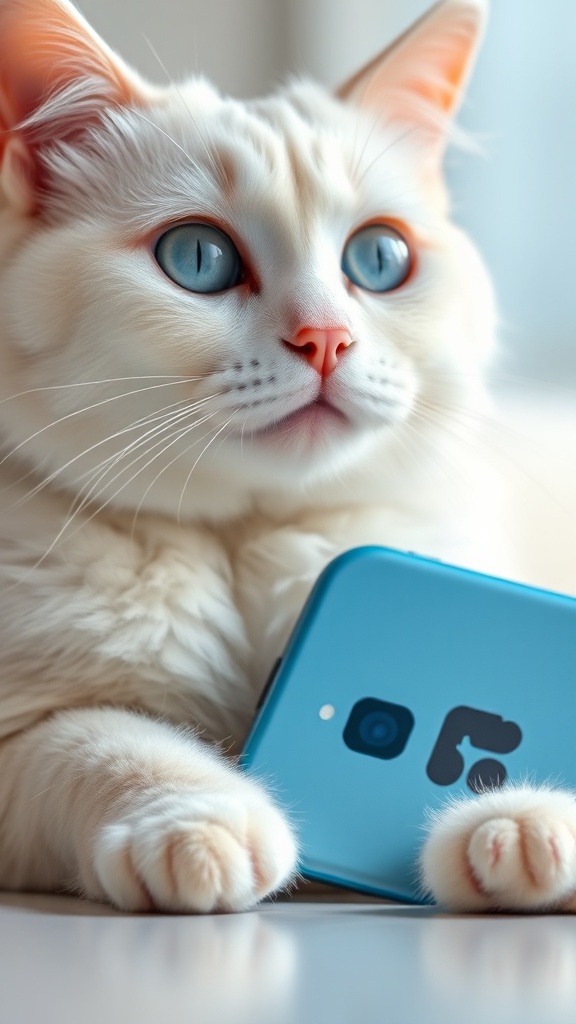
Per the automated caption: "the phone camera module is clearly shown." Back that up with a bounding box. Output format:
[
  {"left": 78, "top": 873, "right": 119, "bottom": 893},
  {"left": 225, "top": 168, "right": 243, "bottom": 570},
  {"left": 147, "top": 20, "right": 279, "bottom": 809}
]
[
  {"left": 359, "top": 710, "right": 399, "bottom": 747},
  {"left": 343, "top": 698, "right": 414, "bottom": 761}
]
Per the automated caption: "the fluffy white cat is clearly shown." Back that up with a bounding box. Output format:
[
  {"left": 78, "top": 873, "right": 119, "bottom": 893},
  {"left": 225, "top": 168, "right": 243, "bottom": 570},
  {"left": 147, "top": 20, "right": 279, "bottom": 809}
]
[{"left": 0, "top": 0, "right": 574, "bottom": 913}]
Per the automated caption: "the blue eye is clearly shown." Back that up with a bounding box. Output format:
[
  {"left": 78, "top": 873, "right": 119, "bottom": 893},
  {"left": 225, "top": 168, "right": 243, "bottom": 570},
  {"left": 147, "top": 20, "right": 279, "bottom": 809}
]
[
  {"left": 155, "top": 223, "right": 241, "bottom": 293},
  {"left": 342, "top": 225, "right": 411, "bottom": 293}
]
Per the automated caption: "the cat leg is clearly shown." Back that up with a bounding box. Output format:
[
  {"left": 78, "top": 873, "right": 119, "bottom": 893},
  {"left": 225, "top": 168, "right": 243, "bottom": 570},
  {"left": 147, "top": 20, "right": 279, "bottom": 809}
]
[
  {"left": 0, "top": 706, "right": 297, "bottom": 912},
  {"left": 421, "top": 786, "right": 576, "bottom": 911}
]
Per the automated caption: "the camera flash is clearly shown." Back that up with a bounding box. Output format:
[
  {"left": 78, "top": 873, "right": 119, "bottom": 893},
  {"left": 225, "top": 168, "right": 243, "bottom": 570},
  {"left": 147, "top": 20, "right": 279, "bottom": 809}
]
[{"left": 319, "top": 704, "right": 335, "bottom": 720}]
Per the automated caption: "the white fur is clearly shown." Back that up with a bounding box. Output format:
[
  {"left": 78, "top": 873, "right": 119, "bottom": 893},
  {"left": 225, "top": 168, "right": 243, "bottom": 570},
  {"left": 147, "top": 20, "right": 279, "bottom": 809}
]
[
  {"left": 422, "top": 786, "right": 576, "bottom": 910},
  {"left": 1, "top": 0, "right": 570, "bottom": 914},
  {"left": 0, "top": 706, "right": 297, "bottom": 910}
]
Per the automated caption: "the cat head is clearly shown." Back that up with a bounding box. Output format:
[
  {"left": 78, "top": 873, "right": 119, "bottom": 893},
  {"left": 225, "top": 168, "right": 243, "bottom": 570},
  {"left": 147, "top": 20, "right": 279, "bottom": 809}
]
[{"left": 0, "top": 0, "right": 494, "bottom": 522}]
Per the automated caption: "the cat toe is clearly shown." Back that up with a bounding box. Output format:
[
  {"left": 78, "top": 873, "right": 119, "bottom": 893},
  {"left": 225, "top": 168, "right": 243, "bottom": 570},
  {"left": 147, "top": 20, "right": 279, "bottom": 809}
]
[
  {"left": 468, "top": 814, "right": 576, "bottom": 908},
  {"left": 92, "top": 790, "right": 298, "bottom": 913},
  {"left": 421, "top": 787, "right": 576, "bottom": 911}
]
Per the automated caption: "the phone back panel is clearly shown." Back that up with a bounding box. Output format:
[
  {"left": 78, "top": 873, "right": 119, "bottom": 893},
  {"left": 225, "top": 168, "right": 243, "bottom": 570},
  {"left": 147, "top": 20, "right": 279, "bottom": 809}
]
[{"left": 241, "top": 547, "right": 576, "bottom": 902}]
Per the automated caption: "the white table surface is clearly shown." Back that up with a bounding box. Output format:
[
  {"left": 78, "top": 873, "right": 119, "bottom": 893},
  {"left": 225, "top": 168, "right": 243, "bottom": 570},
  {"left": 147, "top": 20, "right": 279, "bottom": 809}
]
[{"left": 1, "top": 889, "right": 575, "bottom": 1024}]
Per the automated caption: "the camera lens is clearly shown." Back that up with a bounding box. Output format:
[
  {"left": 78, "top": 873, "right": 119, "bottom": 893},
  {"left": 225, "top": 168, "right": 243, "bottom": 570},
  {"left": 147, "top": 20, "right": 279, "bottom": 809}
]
[
  {"left": 358, "top": 710, "right": 399, "bottom": 748},
  {"left": 343, "top": 698, "right": 414, "bottom": 761}
]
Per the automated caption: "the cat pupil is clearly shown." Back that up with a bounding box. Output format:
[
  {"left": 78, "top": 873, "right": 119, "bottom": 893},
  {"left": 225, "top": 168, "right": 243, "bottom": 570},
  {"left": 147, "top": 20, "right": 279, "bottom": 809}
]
[
  {"left": 342, "top": 225, "right": 410, "bottom": 293},
  {"left": 155, "top": 223, "right": 241, "bottom": 294}
]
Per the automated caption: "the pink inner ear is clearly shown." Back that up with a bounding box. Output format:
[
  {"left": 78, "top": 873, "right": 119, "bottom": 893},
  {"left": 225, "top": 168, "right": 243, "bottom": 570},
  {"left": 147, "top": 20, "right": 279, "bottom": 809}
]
[
  {"left": 337, "top": 1, "right": 485, "bottom": 132},
  {"left": 0, "top": 0, "right": 152, "bottom": 138},
  {"left": 0, "top": 0, "right": 155, "bottom": 208}
]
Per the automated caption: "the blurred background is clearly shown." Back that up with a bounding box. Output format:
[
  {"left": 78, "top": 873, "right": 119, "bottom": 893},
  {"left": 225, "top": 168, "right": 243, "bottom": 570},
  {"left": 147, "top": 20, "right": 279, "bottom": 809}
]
[{"left": 80, "top": 0, "right": 576, "bottom": 385}]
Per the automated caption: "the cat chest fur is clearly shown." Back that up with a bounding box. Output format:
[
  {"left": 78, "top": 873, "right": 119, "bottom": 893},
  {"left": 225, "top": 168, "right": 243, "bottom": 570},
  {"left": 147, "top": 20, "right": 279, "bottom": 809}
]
[{"left": 0, "top": 495, "right": 338, "bottom": 743}]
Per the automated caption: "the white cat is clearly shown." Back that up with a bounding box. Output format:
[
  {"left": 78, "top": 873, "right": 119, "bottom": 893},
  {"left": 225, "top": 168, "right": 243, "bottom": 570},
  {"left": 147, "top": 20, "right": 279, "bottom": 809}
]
[{"left": 0, "top": 0, "right": 574, "bottom": 913}]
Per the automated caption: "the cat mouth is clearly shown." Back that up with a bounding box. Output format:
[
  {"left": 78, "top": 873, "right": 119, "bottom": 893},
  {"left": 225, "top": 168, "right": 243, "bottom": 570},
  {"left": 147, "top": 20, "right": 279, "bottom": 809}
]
[{"left": 250, "top": 398, "right": 350, "bottom": 442}]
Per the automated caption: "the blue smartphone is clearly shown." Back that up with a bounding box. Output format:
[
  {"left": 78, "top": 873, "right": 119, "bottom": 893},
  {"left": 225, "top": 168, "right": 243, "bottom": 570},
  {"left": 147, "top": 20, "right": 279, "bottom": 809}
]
[{"left": 241, "top": 546, "right": 576, "bottom": 903}]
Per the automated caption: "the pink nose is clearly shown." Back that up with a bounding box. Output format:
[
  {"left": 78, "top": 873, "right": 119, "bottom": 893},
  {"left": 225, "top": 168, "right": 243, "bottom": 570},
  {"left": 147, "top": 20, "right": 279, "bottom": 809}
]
[{"left": 286, "top": 327, "right": 353, "bottom": 377}]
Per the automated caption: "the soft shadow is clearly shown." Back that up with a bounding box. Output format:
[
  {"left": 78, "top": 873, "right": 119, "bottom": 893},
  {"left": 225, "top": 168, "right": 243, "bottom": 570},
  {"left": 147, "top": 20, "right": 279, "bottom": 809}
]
[{"left": 0, "top": 890, "right": 123, "bottom": 916}]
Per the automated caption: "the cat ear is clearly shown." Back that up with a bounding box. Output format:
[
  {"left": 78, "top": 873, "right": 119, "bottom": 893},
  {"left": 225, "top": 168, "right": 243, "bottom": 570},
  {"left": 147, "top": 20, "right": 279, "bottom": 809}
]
[
  {"left": 337, "top": 0, "right": 486, "bottom": 170},
  {"left": 0, "top": 0, "right": 156, "bottom": 212}
]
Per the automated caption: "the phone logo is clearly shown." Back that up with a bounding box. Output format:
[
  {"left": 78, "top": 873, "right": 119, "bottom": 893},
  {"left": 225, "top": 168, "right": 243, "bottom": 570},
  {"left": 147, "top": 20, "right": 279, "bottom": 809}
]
[{"left": 426, "top": 706, "right": 522, "bottom": 791}]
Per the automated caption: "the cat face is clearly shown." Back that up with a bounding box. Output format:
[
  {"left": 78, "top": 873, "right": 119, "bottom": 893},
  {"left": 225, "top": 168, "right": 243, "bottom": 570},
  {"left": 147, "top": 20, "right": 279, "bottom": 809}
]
[{"left": 0, "top": 0, "right": 494, "bottom": 521}]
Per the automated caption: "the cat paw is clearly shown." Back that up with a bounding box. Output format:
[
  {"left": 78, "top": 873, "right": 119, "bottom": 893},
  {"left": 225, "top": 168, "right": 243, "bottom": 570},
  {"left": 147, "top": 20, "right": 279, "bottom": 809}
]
[
  {"left": 92, "top": 789, "right": 297, "bottom": 913},
  {"left": 421, "top": 787, "right": 576, "bottom": 911}
]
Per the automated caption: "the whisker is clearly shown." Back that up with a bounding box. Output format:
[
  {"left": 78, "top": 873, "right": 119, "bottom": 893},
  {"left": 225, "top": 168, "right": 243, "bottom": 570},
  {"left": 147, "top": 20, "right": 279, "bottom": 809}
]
[
  {"left": 0, "top": 378, "right": 204, "bottom": 469},
  {"left": 129, "top": 109, "right": 216, "bottom": 188},
  {"left": 350, "top": 108, "right": 387, "bottom": 186},
  {"left": 177, "top": 416, "right": 234, "bottom": 524},
  {"left": 5, "top": 410, "right": 223, "bottom": 588},
  {"left": 0, "top": 375, "right": 200, "bottom": 405},
  {"left": 129, "top": 411, "right": 228, "bottom": 533},
  {"left": 71, "top": 410, "right": 222, "bottom": 544},
  {"left": 355, "top": 126, "right": 418, "bottom": 187},
  {"left": 406, "top": 403, "right": 533, "bottom": 563},
  {"left": 412, "top": 399, "right": 576, "bottom": 526},
  {"left": 1, "top": 394, "right": 218, "bottom": 512},
  {"left": 346, "top": 45, "right": 400, "bottom": 185},
  {"left": 239, "top": 411, "right": 251, "bottom": 462},
  {"left": 0, "top": 400, "right": 188, "bottom": 507},
  {"left": 75, "top": 394, "right": 223, "bottom": 492},
  {"left": 141, "top": 37, "right": 223, "bottom": 181},
  {"left": 416, "top": 393, "right": 562, "bottom": 458},
  {"left": 72, "top": 406, "right": 220, "bottom": 520}
]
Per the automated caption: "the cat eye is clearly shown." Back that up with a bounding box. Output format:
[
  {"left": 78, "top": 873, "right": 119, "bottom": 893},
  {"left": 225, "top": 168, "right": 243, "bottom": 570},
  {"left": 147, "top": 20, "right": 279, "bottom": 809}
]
[
  {"left": 155, "top": 223, "right": 242, "bottom": 293},
  {"left": 342, "top": 225, "right": 411, "bottom": 293}
]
